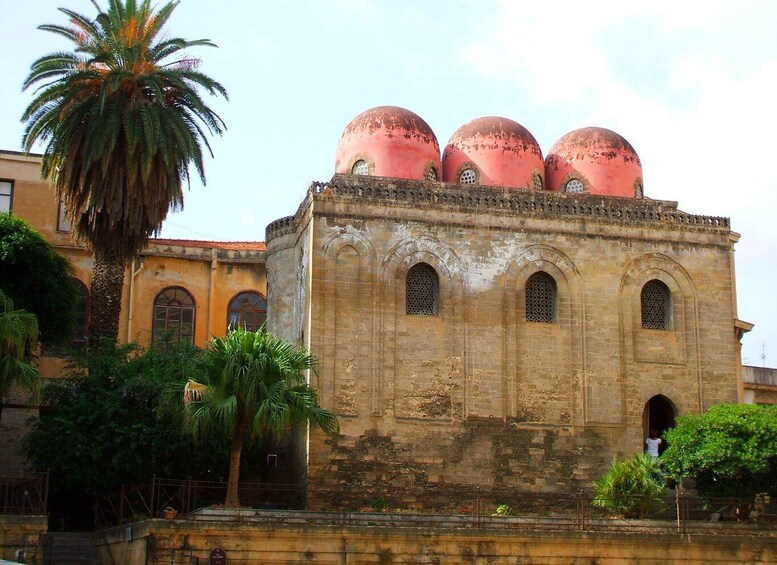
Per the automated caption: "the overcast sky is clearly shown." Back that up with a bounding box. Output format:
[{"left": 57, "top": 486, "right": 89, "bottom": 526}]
[{"left": 1, "top": 0, "right": 775, "bottom": 367}]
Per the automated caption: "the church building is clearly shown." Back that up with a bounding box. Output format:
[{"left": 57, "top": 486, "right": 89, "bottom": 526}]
[{"left": 266, "top": 106, "right": 749, "bottom": 506}]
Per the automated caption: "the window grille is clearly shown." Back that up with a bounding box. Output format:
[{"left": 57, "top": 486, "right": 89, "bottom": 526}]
[
  {"left": 352, "top": 160, "right": 369, "bottom": 175},
  {"left": 525, "top": 272, "right": 556, "bottom": 323},
  {"left": 565, "top": 178, "right": 584, "bottom": 193},
  {"left": 406, "top": 263, "right": 439, "bottom": 316},
  {"left": 425, "top": 167, "right": 438, "bottom": 181},
  {"left": 228, "top": 291, "right": 267, "bottom": 332},
  {"left": 459, "top": 168, "right": 477, "bottom": 184},
  {"left": 532, "top": 171, "right": 543, "bottom": 190},
  {"left": 641, "top": 280, "right": 670, "bottom": 330},
  {"left": 153, "top": 287, "right": 196, "bottom": 344},
  {"left": 635, "top": 182, "right": 643, "bottom": 198}
]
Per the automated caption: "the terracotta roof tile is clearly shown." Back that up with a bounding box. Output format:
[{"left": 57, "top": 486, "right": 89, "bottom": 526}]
[{"left": 149, "top": 238, "right": 266, "bottom": 251}]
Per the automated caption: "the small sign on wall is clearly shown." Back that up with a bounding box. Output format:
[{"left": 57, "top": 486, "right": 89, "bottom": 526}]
[{"left": 210, "top": 547, "right": 228, "bottom": 565}]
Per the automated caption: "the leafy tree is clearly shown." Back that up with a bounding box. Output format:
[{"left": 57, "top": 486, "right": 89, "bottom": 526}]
[
  {"left": 0, "top": 289, "right": 41, "bottom": 425},
  {"left": 662, "top": 404, "right": 777, "bottom": 498},
  {"left": 22, "top": 0, "right": 227, "bottom": 343},
  {"left": 185, "top": 329, "right": 339, "bottom": 507},
  {"left": 593, "top": 453, "right": 666, "bottom": 518},
  {"left": 23, "top": 339, "right": 236, "bottom": 528},
  {"left": 0, "top": 213, "right": 77, "bottom": 345}
]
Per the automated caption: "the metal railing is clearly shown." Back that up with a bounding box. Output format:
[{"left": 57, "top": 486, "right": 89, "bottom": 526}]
[
  {"left": 94, "top": 476, "right": 305, "bottom": 529},
  {"left": 94, "top": 478, "right": 777, "bottom": 534},
  {"left": 0, "top": 471, "right": 48, "bottom": 515}
]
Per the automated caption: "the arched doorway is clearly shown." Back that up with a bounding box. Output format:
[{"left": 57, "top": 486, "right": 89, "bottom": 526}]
[{"left": 642, "top": 395, "right": 677, "bottom": 455}]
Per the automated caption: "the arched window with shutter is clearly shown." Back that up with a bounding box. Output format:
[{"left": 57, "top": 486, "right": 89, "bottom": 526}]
[
  {"left": 406, "top": 263, "right": 439, "bottom": 316},
  {"left": 641, "top": 280, "right": 671, "bottom": 330},
  {"left": 525, "top": 272, "right": 557, "bottom": 323}
]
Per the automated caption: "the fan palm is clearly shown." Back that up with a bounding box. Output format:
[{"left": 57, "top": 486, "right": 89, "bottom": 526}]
[
  {"left": 185, "top": 329, "right": 338, "bottom": 508},
  {"left": 21, "top": 0, "right": 227, "bottom": 343},
  {"left": 0, "top": 290, "right": 41, "bottom": 425}
]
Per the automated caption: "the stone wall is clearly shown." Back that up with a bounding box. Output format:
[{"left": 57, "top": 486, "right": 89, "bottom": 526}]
[
  {"left": 94, "top": 516, "right": 777, "bottom": 565},
  {"left": 0, "top": 515, "right": 47, "bottom": 563},
  {"left": 268, "top": 175, "right": 742, "bottom": 505}
]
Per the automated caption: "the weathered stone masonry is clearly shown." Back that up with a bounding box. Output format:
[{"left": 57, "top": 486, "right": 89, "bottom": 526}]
[{"left": 267, "top": 174, "right": 741, "bottom": 508}]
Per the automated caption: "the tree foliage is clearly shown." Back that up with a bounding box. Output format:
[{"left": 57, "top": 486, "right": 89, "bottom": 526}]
[
  {"left": 0, "top": 213, "right": 77, "bottom": 344},
  {"left": 21, "top": 0, "right": 227, "bottom": 342},
  {"left": 662, "top": 404, "right": 777, "bottom": 498},
  {"left": 0, "top": 289, "right": 41, "bottom": 424},
  {"left": 23, "top": 339, "right": 233, "bottom": 501},
  {"left": 185, "top": 329, "right": 339, "bottom": 507},
  {"left": 593, "top": 453, "right": 666, "bottom": 518}
]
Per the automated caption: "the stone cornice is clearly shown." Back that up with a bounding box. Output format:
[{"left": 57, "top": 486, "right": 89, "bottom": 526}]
[{"left": 266, "top": 174, "right": 730, "bottom": 243}]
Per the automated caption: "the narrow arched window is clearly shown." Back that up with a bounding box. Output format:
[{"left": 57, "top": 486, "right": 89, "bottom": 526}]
[
  {"left": 525, "top": 272, "right": 556, "bottom": 323},
  {"left": 532, "top": 171, "right": 543, "bottom": 190},
  {"left": 228, "top": 291, "right": 267, "bottom": 332},
  {"left": 72, "top": 278, "right": 89, "bottom": 344},
  {"left": 641, "top": 280, "right": 671, "bottom": 330},
  {"left": 406, "top": 263, "right": 439, "bottom": 316},
  {"left": 153, "top": 287, "right": 196, "bottom": 344}
]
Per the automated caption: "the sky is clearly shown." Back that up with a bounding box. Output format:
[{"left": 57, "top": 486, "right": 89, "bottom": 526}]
[{"left": 1, "top": 0, "right": 776, "bottom": 366}]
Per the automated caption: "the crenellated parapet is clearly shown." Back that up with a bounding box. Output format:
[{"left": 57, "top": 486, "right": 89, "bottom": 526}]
[{"left": 266, "top": 175, "right": 729, "bottom": 244}]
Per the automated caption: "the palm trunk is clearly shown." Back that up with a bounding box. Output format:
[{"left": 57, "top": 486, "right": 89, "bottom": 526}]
[
  {"left": 89, "top": 247, "right": 126, "bottom": 345},
  {"left": 224, "top": 419, "right": 247, "bottom": 507}
]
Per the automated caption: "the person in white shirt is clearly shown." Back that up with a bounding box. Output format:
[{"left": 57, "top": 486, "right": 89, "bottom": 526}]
[{"left": 645, "top": 428, "right": 662, "bottom": 457}]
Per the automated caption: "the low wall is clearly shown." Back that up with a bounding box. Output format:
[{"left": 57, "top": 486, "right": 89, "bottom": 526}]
[
  {"left": 95, "top": 512, "right": 777, "bottom": 565},
  {"left": 0, "top": 515, "right": 47, "bottom": 563}
]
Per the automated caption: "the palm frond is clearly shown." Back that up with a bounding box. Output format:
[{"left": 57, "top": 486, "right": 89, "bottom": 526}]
[{"left": 21, "top": 0, "right": 226, "bottom": 263}]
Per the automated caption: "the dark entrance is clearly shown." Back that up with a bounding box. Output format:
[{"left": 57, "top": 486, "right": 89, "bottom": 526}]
[{"left": 642, "top": 395, "right": 676, "bottom": 455}]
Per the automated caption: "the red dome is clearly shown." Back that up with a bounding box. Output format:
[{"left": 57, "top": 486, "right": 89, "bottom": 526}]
[
  {"left": 442, "top": 117, "right": 544, "bottom": 189},
  {"left": 545, "top": 127, "right": 643, "bottom": 198},
  {"left": 335, "top": 106, "right": 441, "bottom": 180}
]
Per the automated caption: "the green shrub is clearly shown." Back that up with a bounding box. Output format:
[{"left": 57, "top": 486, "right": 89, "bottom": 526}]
[
  {"left": 662, "top": 404, "right": 777, "bottom": 498},
  {"left": 492, "top": 504, "right": 514, "bottom": 517},
  {"left": 593, "top": 453, "right": 666, "bottom": 518},
  {"left": 370, "top": 496, "right": 388, "bottom": 512}
]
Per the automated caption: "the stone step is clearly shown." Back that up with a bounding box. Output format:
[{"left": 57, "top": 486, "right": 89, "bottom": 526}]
[{"left": 45, "top": 532, "right": 101, "bottom": 565}]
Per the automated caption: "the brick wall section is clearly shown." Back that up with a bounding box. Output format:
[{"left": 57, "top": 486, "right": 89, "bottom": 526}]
[{"left": 266, "top": 174, "right": 742, "bottom": 506}]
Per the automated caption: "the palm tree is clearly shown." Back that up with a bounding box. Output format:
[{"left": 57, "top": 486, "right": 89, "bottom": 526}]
[
  {"left": 21, "top": 0, "right": 227, "bottom": 343},
  {"left": 0, "top": 290, "right": 41, "bottom": 426},
  {"left": 185, "top": 329, "right": 338, "bottom": 508}
]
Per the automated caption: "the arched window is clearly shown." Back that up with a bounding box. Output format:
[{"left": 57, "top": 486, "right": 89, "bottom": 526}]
[
  {"left": 458, "top": 168, "right": 477, "bottom": 184},
  {"left": 406, "top": 263, "right": 439, "bottom": 316},
  {"left": 641, "top": 280, "right": 671, "bottom": 330},
  {"left": 352, "top": 160, "right": 369, "bottom": 175},
  {"left": 425, "top": 166, "right": 439, "bottom": 181},
  {"left": 565, "top": 178, "right": 584, "bottom": 193},
  {"left": 532, "top": 171, "right": 543, "bottom": 190},
  {"left": 153, "top": 287, "right": 195, "bottom": 344},
  {"left": 525, "top": 272, "right": 556, "bottom": 323},
  {"left": 72, "top": 278, "right": 89, "bottom": 344},
  {"left": 228, "top": 291, "right": 267, "bottom": 332}
]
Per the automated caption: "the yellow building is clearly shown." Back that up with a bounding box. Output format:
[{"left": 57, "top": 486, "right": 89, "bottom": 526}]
[{"left": 0, "top": 149, "right": 266, "bottom": 473}]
